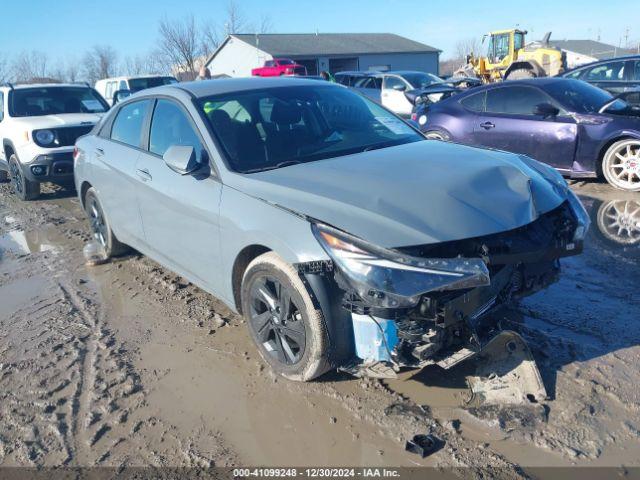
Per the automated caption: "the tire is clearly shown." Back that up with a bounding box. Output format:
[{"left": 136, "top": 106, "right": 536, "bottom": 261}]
[
  {"left": 9, "top": 155, "right": 40, "bottom": 200},
  {"left": 84, "top": 187, "right": 129, "bottom": 257},
  {"left": 0, "top": 168, "right": 8, "bottom": 182},
  {"left": 424, "top": 130, "right": 450, "bottom": 141},
  {"left": 505, "top": 68, "right": 536, "bottom": 80},
  {"left": 241, "top": 251, "right": 332, "bottom": 381},
  {"left": 602, "top": 139, "right": 640, "bottom": 192}
]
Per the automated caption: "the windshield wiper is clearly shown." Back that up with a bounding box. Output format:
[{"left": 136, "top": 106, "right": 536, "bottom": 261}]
[{"left": 242, "top": 160, "right": 302, "bottom": 174}]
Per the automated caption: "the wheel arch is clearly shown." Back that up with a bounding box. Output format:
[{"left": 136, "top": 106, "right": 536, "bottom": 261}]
[
  {"left": 79, "top": 181, "right": 93, "bottom": 208},
  {"left": 231, "top": 244, "right": 272, "bottom": 313},
  {"left": 505, "top": 60, "right": 545, "bottom": 78}
]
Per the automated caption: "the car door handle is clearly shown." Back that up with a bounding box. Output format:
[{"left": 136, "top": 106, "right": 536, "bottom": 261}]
[
  {"left": 95, "top": 147, "right": 104, "bottom": 156},
  {"left": 136, "top": 168, "right": 152, "bottom": 182},
  {"left": 480, "top": 122, "right": 495, "bottom": 130}
]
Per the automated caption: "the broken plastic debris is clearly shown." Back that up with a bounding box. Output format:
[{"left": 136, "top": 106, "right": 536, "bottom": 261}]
[
  {"left": 83, "top": 241, "right": 108, "bottom": 266},
  {"left": 405, "top": 434, "right": 442, "bottom": 458}
]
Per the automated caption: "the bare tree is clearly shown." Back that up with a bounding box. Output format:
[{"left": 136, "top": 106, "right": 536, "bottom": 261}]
[
  {"left": 0, "top": 52, "right": 11, "bottom": 83},
  {"left": 66, "top": 59, "right": 81, "bottom": 83},
  {"left": 225, "top": 0, "right": 250, "bottom": 34},
  {"left": 82, "top": 45, "right": 118, "bottom": 84},
  {"left": 454, "top": 37, "right": 482, "bottom": 61},
  {"left": 258, "top": 13, "right": 273, "bottom": 34},
  {"left": 12, "top": 51, "right": 49, "bottom": 82},
  {"left": 201, "top": 22, "right": 222, "bottom": 59},
  {"left": 157, "top": 15, "right": 201, "bottom": 80}
]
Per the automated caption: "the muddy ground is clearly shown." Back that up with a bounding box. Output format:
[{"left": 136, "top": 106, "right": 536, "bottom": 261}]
[{"left": 0, "top": 179, "right": 639, "bottom": 476}]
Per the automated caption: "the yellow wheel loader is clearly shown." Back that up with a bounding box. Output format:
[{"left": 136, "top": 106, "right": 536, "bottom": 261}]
[{"left": 457, "top": 30, "right": 566, "bottom": 82}]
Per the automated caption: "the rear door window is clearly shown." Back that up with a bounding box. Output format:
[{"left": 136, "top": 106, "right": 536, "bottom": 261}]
[
  {"left": 585, "top": 61, "right": 625, "bottom": 81},
  {"left": 110, "top": 100, "right": 151, "bottom": 148},
  {"left": 460, "top": 91, "right": 486, "bottom": 112},
  {"left": 383, "top": 76, "right": 406, "bottom": 90},
  {"left": 486, "top": 86, "right": 553, "bottom": 115}
]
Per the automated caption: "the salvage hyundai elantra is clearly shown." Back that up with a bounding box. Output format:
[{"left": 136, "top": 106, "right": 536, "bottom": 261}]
[{"left": 74, "top": 78, "right": 589, "bottom": 381}]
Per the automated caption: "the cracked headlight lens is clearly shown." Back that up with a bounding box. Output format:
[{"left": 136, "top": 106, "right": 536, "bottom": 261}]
[
  {"left": 312, "top": 223, "right": 490, "bottom": 308},
  {"left": 566, "top": 188, "right": 590, "bottom": 242}
]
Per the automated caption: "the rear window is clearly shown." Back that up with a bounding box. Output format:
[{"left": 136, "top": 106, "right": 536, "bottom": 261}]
[
  {"left": 128, "top": 77, "right": 178, "bottom": 92},
  {"left": 9, "top": 87, "right": 108, "bottom": 117}
]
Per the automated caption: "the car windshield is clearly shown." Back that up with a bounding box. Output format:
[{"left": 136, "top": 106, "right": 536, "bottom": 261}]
[
  {"left": 544, "top": 79, "right": 614, "bottom": 113},
  {"left": 128, "top": 77, "right": 177, "bottom": 92},
  {"left": 199, "top": 84, "right": 423, "bottom": 173},
  {"left": 9, "top": 87, "right": 108, "bottom": 117},
  {"left": 401, "top": 72, "right": 443, "bottom": 89}
]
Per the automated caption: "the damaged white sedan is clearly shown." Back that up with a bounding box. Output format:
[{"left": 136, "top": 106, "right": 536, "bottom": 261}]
[{"left": 73, "top": 78, "right": 589, "bottom": 386}]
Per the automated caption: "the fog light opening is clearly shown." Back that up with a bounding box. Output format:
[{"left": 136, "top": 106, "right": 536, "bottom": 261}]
[{"left": 31, "top": 165, "right": 46, "bottom": 176}]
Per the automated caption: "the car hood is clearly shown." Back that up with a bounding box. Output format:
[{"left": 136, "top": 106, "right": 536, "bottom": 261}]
[
  {"left": 225, "top": 141, "right": 568, "bottom": 248},
  {"left": 11, "top": 113, "right": 103, "bottom": 129}
]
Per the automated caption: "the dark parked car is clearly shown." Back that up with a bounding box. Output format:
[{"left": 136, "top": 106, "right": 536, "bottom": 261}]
[
  {"left": 416, "top": 78, "right": 640, "bottom": 191},
  {"left": 560, "top": 55, "right": 640, "bottom": 103}
]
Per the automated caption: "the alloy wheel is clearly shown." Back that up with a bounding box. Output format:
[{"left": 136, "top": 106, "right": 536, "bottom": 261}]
[
  {"left": 605, "top": 141, "right": 640, "bottom": 191},
  {"left": 248, "top": 275, "right": 306, "bottom": 365},
  {"left": 87, "top": 198, "right": 108, "bottom": 247},
  {"left": 597, "top": 199, "right": 640, "bottom": 245}
]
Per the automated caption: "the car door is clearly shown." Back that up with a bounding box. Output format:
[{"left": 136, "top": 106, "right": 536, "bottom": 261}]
[
  {"left": 582, "top": 60, "right": 628, "bottom": 95},
  {"left": 93, "top": 99, "right": 151, "bottom": 244},
  {"left": 381, "top": 75, "right": 412, "bottom": 116},
  {"left": 134, "top": 97, "right": 222, "bottom": 292},
  {"left": 473, "top": 85, "right": 578, "bottom": 170}
]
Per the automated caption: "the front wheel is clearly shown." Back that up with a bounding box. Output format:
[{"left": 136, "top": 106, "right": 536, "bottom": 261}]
[
  {"left": 9, "top": 155, "right": 40, "bottom": 200},
  {"left": 602, "top": 139, "right": 640, "bottom": 192},
  {"left": 241, "top": 252, "right": 332, "bottom": 381},
  {"left": 424, "top": 130, "right": 450, "bottom": 141}
]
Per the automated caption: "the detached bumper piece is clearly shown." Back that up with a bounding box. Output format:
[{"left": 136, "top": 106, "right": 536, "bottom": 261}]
[
  {"left": 25, "top": 152, "right": 74, "bottom": 182},
  {"left": 329, "top": 202, "right": 583, "bottom": 379}
]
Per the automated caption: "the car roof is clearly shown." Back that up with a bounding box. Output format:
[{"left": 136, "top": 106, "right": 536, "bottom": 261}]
[
  {"left": 459, "top": 77, "right": 575, "bottom": 93},
  {"left": 166, "top": 77, "right": 344, "bottom": 98},
  {"left": 3, "top": 82, "right": 92, "bottom": 90},
  {"left": 561, "top": 54, "right": 640, "bottom": 75}
]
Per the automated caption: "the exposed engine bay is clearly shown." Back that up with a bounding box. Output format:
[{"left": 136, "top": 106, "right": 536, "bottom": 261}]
[{"left": 298, "top": 200, "right": 586, "bottom": 396}]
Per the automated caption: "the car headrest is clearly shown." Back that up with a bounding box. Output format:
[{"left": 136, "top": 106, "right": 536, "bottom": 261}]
[{"left": 270, "top": 100, "right": 302, "bottom": 125}]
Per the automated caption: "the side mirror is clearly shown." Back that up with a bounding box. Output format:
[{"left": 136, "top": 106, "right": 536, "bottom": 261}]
[
  {"left": 534, "top": 102, "right": 560, "bottom": 118},
  {"left": 163, "top": 145, "right": 199, "bottom": 175},
  {"left": 392, "top": 84, "right": 407, "bottom": 92},
  {"left": 113, "top": 89, "right": 132, "bottom": 104}
]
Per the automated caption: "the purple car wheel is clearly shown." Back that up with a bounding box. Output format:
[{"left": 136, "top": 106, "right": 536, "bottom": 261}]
[{"left": 602, "top": 139, "right": 640, "bottom": 192}]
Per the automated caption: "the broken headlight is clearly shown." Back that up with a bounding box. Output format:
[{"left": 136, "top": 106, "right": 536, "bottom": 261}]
[
  {"left": 312, "top": 223, "right": 490, "bottom": 308},
  {"left": 566, "top": 188, "right": 590, "bottom": 242}
]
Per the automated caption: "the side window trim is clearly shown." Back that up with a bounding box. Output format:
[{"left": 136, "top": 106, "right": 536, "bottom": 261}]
[{"left": 460, "top": 90, "right": 487, "bottom": 113}]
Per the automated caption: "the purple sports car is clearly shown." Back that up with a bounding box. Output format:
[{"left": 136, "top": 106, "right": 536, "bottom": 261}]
[{"left": 415, "top": 78, "right": 640, "bottom": 192}]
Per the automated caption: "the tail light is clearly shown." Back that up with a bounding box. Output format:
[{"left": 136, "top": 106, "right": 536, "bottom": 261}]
[
  {"left": 286, "top": 68, "right": 293, "bottom": 74},
  {"left": 73, "top": 146, "right": 79, "bottom": 161}
]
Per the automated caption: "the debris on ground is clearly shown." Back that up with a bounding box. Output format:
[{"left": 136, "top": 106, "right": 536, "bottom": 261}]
[{"left": 405, "top": 434, "right": 442, "bottom": 458}]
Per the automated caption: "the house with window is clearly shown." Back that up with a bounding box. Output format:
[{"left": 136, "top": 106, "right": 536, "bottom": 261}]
[{"left": 205, "top": 33, "right": 441, "bottom": 77}]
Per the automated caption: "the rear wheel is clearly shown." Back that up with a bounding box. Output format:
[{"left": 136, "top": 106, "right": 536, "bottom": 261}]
[
  {"left": 505, "top": 68, "right": 536, "bottom": 80},
  {"left": 602, "top": 139, "right": 640, "bottom": 192},
  {"left": 84, "top": 187, "right": 129, "bottom": 257},
  {"left": 9, "top": 155, "right": 40, "bottom": 200},
  {"left": 241, "top": 252, "right": 331, "bottom": 381}
]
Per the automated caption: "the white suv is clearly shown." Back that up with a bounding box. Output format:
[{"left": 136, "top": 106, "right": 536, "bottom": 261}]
[{"left": 0, "top": 83, "right": 109, "bottom": 200}]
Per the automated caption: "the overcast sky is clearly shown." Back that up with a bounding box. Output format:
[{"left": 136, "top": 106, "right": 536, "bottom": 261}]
[{"left": 1, "top": 0, "right": 638, "bottom": 61}]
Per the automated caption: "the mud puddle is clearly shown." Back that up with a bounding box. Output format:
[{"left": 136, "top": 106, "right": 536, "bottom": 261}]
[{"left": 1, "top": 181, "right": 639, "bottom": 472}]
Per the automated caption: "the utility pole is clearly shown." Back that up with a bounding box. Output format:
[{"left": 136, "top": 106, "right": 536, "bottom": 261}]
[{"left": 624, "top": 27, "right": 630, "bottom": 48}]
